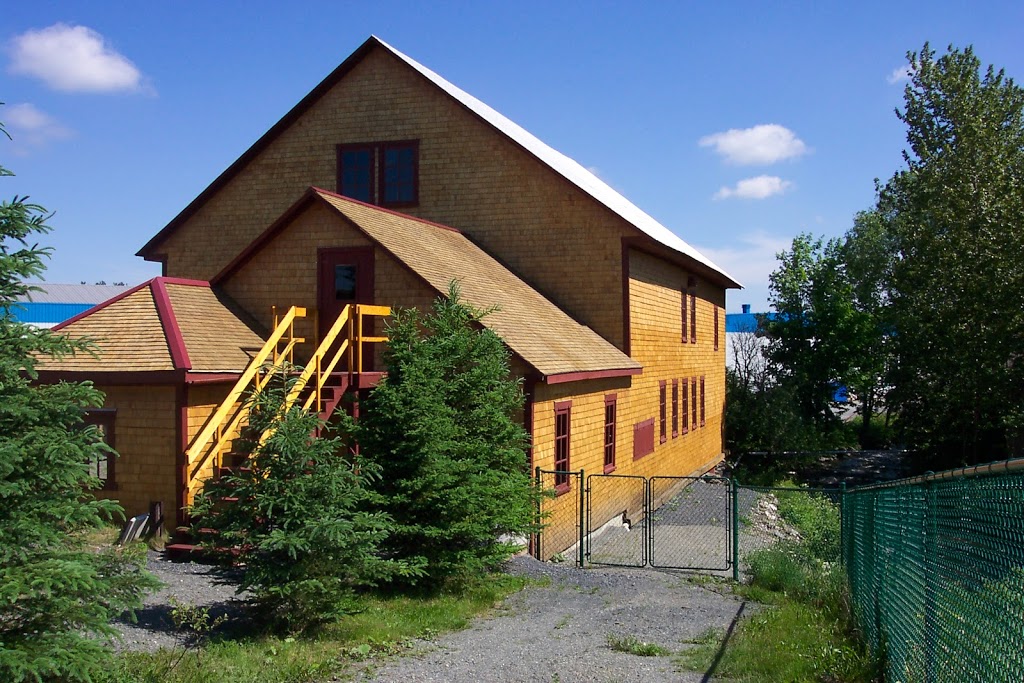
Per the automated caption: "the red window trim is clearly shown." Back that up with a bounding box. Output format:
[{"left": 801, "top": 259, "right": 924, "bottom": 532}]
[
  {"left": 336, "top": 139, "right": 419, "bottom": 208},
  {"left": 682, "top": 377, "right": 689, "bottom": 435},
  {"left": 659, "top": 381, "right": 667, "bottom": 444},
  {"left": 700, "top": 376, "right": 707, "bottom": 427},
  {"left": 379, "top": 139, "right": 420, "bottom": 208},
  {"left": 681, "top": 287, "right": 687, "bottom": 343},
  {"left": 603, "top": 394, "right": 617, "bottom": 473},
  {"left": 671, "top": 379, "right": 679, "bottom": 438},
  {"left": 336, "top": 143, "right": 376, "bottom": 204},
  {"left": 84, "top": 409, "right": 117, "bottom": 491},
  {"left": 554, "top": 401, "right": 572, "bottom": 494},
  {"left": 633, "top": 418, "right": 656, "bottom": 460},
  {"left": 714, "top": 304, "right": 720, "bottom": 351},
  {"left": 691, "top": 376, "right": 698, "bottom": 430}
]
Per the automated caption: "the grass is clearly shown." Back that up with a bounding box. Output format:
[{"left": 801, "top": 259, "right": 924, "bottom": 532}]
[
  {"left": 606, "top": 634, "right": 670, "bottom": 657},
  {"left": 105, "top": 573, "right": 530, "bottom": 683},
  {"left": 675, "top": 484, "right": 878, "bottom": 682}
]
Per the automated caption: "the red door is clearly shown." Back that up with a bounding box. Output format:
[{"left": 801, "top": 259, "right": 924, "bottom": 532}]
[{"left": 317, "top": 247, "right": 374, "bottom": 370}]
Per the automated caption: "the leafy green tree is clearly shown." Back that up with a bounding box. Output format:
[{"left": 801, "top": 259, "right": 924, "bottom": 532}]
[
  {"left": 351, "top": 283, "right": 542, "bottom": 586},
  {"left": 879, "top": 44, "right": 1024, "bottom": 464},
  {"left": 0, "top": 118, "right": 159, "bottom": 682},
  {"left": 762, "top": 234, "right": 870, "bottom": 442},
  {"left": 191, "top": 376, "right": 406, "bottom": 632}
]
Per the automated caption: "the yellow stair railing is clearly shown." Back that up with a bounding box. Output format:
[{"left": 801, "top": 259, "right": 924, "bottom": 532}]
[{"left": 183, "top": 303, "right": 391, "bottom": 505}]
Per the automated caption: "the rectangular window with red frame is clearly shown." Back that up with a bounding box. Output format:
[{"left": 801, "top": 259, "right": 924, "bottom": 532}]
[
  {"left": 554, "top": 402, "right": 571, "bottom": 492},
  {"left": 691, "top": 377, "right": 698, "bottom": 430},
  {"left": 336, "top": 140, "right": 418, "bottom": 207},
  {"left": 604, "top": 394, "right": 617, "bottom": 472},
  {"left": 671, "top": 379, "right": 679, "bottom": 438},
  {"left": 682, "top": 377, "right": 689, "bottom": 434},
  {"left": 659, "top": 381, "right": 667, "bottom": 444},
  {"left": 83, "top": 410, "right": 116, "bottom": 490},
  {"left": 681, "top": 287, "right": 688, "bottom": 343},
  {"left": 700, "top": 376, "right": 707, "bottom": 427},
  {"left": 714, "top": 305, "right": 720, "bottom": 351},
  {"left": 690, "top": 291, "right": 697, "bottom": 344}
]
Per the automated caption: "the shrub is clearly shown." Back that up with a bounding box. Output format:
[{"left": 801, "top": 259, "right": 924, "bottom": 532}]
[
  {"left": 349, "top": 283, "right": 543, "bottom": 586},
  {"left": 191, "top": 378, "right": 408, "bottom": 632}
]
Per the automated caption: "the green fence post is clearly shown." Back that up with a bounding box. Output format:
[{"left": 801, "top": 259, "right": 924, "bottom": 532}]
[
  {"left": 924, "top": 476, "right": 937, "bottom": 681},
  {"left": 839, "top": 480, "right": 846, "bottom": 566},
  {"left": 578, "top": 469, "right": 585, "bottom": 568},
  {"left": 732, "top": 477, "right": 740, "bottom": 582}
]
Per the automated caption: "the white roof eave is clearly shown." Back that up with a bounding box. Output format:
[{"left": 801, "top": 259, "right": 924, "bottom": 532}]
[{"left": 374, "top": 36, "right": 740, "bottom": 288}]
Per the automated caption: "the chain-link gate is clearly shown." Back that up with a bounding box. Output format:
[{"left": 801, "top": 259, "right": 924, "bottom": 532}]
[
  {"left": 585, "top": 473, "right": 734, "bottom": 571},
  {"left": 533, "top": 468, "right": 584, "bottom": 565}
]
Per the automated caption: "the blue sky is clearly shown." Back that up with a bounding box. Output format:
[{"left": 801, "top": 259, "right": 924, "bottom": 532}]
[{"left": 2, "top": 1, "right": 1022, "bottom": 312}]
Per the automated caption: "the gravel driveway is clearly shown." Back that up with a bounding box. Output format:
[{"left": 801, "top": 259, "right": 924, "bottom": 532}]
[{"left": 349, "top": 556, "right": 747, "bottom": 683}]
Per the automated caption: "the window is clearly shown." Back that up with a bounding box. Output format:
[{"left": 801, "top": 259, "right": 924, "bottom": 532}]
[
  {"left": 672, "top": 379, "right": 679, "bottom": 438},
  {"left": 554, "top": 402, "right": 571, "bottom": 493},
  {"left": 337, "top": 140, "right": 418, "bottom": 207},
  {"left": 659, "top": 381, "right": 667, "bottom": 444},
  {"left": 714, "top": 304, "right": 720, "bottom": 351},
  {"left": 604, "top": 395, "right": 617, "bottom": 473},
  {"left": 691, "top": 377, "right": 698, "bottom": 430},
  {"left": 681, "top": 287, "right": 687, "bottom": 343},
  {"left": 83, "top": 410, "right": 116, "bottom": 490},
  {"left": 700, "top": 376, "right": 706, "bottom": 427},
  {"left": 633, "top": 418, "right": 655, "bottom": 460},
  {"left": 682, "top": 377, "right": 689, "bottom": 434},
  {"left": 690, "top": 290, "right": 697, "bottom": 344}
]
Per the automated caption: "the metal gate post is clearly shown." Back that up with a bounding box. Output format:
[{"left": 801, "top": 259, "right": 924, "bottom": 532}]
[
  {"left": 534, "top": 466, "right": 541, "bottom": 561},
  {"left": 578, "top": 469, "right": 585, "bottom": 567},
  {"left": 839, "top": 480, "right": 846, "bottom": 567},
  {"left": 731, "top": 477, "right": 740, "bottom": 581}
]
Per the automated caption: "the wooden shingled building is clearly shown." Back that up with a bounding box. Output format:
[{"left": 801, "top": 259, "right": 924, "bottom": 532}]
[{"left": 41, "top": 36, "right": 740, "bottom": 554}]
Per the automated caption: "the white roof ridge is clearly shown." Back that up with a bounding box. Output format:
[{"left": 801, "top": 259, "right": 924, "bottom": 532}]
[{"left": 372, "top": 36, "right": 739, "bottom": 287}]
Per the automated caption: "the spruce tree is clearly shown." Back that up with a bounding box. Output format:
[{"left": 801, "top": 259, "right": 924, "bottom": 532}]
[
  {"left": 0, "top": 117, "right": 159, "bottom": 682},
  {"left": 352, "top": 283, "right": 542, "bottom": 586}
]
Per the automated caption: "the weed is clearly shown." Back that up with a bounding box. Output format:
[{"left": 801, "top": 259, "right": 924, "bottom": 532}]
[
  {"left": 553, "top": 614, "right": 572, "bottom": 630},
  {"left": 606, "top": 634, "right": 670, "bottom": 657}
]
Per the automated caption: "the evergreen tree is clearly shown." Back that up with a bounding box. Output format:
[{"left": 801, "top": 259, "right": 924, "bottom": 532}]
[
  {"left": 191, "top": 376, "right": 406, "bottom": 632},
  {"left": 351, "top": 283, "right": 542, "bottom": 586},
  {"left": 0, "top": 117, "right": 159, "bottom": 682}
]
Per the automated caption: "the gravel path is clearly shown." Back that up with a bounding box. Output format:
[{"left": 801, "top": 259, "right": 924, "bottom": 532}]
[
  {"left": 348, "top": 556, "right": 748, "bottom": 683},
  {"left": 113, "top": 551, "right": 247, "bottom": 653}
]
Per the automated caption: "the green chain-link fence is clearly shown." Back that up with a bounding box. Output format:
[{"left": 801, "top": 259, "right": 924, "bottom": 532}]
[{"left": 843, "top": 459, "right": 1024, "bottom": 682}]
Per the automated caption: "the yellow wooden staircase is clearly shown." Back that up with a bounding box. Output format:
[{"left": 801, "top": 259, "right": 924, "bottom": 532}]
[{"left": 180, "top": 303, "right": 390, "bottom": 512}]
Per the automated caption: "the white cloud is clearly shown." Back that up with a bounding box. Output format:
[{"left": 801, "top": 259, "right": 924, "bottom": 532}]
[
  {"left": 695, "top": 231, "right": 791, "bottom": 312},
  {"left": 713, "top": 175, "right": 793, "bottom": 200},
  {"left": 698, "top": 124, "right": 808, "bottom": 165},
  {"left": 887, "top": 64, "right": 913, "bottom": 85},
  {"left": 8, "top": 23, "right": 150, "bottom": 93},
  {"left": 3, "top": 103, "right": 73, "bottom": 147}
]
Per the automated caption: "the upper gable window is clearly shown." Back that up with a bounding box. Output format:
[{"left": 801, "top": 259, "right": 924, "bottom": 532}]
[{"left": 336, "top": 141, "right": 419, "bottom": 208}]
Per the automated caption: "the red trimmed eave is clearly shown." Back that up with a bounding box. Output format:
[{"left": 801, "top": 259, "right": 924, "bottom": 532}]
[
  {"left": 151, "top": 278, "right": 192, "bottom": 371},
  {"left": 135, "top": 35, "right": 387, "bottom": 262},
  {"left": 211, "top": 187, "right": 463, "bottom": 286},
  {"left": 542, "top": 366, "right": 642, "bottom": 385},
  {"left": 34, "top": 369, "right": 187, "bottom": 386},
  {"left": 51, "top": 278, "right": 155, "bottom": 332}
]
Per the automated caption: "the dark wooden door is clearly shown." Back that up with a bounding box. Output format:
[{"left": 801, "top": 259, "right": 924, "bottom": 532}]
[{"left": 317, "top": 247, "right": 374, "bottom": 370}]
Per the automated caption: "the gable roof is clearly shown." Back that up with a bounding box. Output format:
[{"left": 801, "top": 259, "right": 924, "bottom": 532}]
[
  {"left": 137, "top": 36, "right": 739, "bottom": 289},
  {"left": 38, "top": 277, "right": 266, "bottom": 374},
  {"left": 217, "top": 187, "right": 642, "bottom": 382}
]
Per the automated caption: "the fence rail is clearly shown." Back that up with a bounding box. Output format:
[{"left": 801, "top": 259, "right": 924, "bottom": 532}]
[{"left": 843, "top": 457, "right": 1024, "bottom": 682}]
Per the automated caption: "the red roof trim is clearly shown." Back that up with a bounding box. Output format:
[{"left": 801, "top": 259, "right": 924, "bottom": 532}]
[
  {"left": 35, "top": 369, "right": 186, "bottom": 386},
  {"left": 543, "top": 367, "right": 642, "bottom": 385},
  {"left": 152, "top": 278, "right": 192, "bottom": 371},
  {"left": 310, "top": 186, "right": 462, "bottom": 233},
  {"left": 51, "top": 279, "right": 153, "bottom": 331},
  {"left": 136, "top": 35, "right": 385, "bottom": 260},
  {"left": 212, "top": 187, "right": 464, "bottom": 286},
  {"left": 185, "top": 372, "right": 242, "bottom": 385}
]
